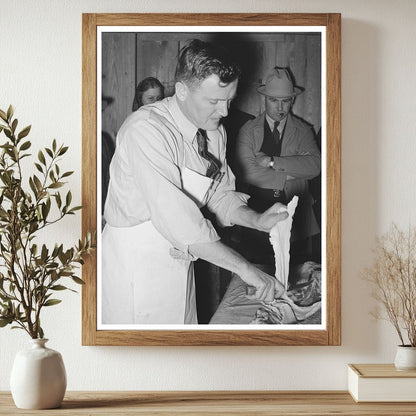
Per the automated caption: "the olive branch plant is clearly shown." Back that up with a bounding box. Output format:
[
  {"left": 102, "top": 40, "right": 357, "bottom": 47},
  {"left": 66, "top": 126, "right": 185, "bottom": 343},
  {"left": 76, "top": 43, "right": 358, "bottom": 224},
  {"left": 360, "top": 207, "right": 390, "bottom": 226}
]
[
  {"left": 362, "top": 223, "right": 416, "bottom": 347},
  {"left": 0, "top": 105, "right": 95, "bottom": 339}
]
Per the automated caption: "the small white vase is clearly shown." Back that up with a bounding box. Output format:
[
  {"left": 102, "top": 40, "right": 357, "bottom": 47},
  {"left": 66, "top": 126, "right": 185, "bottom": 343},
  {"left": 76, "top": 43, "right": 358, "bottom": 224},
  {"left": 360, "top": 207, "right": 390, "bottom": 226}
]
[
  {"left": 10, "top": 338, "right": 67, "bottom": 409},
  {"left": 394, "top": 345, "right": 416, "bottom": 371}
]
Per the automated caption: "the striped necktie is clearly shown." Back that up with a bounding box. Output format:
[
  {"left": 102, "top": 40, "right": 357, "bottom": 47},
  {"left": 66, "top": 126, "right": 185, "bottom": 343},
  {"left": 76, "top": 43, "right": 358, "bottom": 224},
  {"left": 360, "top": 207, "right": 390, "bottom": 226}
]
[{"left": 196, "top": 129, "right": 221, "bottom": 179}]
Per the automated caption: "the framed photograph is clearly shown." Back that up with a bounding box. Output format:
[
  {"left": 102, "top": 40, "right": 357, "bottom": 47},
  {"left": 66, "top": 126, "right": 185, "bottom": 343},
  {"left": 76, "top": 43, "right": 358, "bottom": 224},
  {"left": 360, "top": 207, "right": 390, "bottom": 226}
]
[{"left": 82, "top": 13, "right": 341, "bottom": 346}]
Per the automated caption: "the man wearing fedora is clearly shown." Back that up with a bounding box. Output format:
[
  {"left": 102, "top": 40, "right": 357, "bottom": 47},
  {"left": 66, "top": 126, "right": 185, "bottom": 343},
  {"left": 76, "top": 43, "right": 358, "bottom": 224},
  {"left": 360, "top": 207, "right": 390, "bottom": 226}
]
[{"left": 235, "top": 67, "right": 321, "bottom": 264}]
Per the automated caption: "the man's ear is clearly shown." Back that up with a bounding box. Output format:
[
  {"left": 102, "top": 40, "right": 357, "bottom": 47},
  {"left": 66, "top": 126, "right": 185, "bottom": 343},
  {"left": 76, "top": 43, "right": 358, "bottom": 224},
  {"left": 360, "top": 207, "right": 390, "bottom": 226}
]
[{"left": 175, "top": 81, "right": 188, "bottom": 102}]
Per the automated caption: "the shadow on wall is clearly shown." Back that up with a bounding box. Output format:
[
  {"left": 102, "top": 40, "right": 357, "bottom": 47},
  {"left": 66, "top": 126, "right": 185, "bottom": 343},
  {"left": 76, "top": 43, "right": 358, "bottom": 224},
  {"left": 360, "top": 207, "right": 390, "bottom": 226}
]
[{"left": 340, "top": 19, "right": 381, "bottom": 355}]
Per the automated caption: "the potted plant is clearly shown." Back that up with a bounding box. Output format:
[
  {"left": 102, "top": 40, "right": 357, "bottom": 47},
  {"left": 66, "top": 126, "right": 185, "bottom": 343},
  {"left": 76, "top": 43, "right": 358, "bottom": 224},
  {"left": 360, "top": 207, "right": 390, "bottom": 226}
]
[
  {"left": 0, "top": 105, "right": 95, "bottom": 408},
  {"left": 362, "top": 223, "right": 416, "bottom": 370}
]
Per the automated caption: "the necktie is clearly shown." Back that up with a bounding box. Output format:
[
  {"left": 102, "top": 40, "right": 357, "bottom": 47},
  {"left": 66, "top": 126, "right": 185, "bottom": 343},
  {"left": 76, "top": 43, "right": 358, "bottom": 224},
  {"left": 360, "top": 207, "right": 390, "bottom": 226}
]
[
  {"left": 196, "top": 129, "right": 221, "bottom": 179},
  {"left": 273, "top": 121, "right": 282, "bottom": 156}
]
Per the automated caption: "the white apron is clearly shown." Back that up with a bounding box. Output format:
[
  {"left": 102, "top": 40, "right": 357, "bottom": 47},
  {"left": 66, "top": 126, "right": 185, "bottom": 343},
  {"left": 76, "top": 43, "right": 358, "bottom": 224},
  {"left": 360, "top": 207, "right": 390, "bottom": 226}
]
[{"left": 101, "top": 167, "right": 214, "bottom": 325}]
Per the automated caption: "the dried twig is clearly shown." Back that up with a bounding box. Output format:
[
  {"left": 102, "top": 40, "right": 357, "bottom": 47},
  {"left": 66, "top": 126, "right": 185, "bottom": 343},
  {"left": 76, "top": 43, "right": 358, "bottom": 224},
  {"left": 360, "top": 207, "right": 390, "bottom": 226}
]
[{"left": 362, "top": 223, "right": 416, "bottom": 346}]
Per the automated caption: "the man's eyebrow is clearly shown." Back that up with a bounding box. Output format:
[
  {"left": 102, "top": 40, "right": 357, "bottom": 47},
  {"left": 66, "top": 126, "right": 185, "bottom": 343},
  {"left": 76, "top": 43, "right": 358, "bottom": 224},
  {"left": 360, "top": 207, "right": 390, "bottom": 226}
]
[{"left": 206, "top": 93, "right": 237, "bottom": 101}]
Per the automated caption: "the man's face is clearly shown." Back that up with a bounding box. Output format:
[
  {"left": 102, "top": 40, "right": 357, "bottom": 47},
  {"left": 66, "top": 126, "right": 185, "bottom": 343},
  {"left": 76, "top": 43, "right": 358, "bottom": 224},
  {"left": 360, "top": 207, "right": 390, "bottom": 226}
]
[
  {"left": 177, "top": 75, "right": 238, "bottom": 131},
  {"left": 265, "top": 96, "right": 293, "bottom": 122}
]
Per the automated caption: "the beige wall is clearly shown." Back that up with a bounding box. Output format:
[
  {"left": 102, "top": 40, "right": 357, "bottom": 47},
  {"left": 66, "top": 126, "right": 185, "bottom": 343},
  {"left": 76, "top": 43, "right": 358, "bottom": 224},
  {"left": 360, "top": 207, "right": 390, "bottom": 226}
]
[{"left": 1, "top": 0, "right": 416, "bottom": 391}]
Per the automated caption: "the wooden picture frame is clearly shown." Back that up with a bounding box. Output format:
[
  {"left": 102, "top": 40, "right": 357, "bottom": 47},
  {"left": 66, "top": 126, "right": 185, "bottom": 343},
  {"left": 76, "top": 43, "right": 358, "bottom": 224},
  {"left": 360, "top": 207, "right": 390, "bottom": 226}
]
[{"left": 82, "top": 13, "right": 341, "bottom": 346}]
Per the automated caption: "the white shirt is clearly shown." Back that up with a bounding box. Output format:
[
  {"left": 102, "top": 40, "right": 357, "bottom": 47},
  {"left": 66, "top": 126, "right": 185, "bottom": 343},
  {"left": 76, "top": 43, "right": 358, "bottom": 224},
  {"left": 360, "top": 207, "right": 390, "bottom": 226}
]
[
  {"left": 104, "top": 95, "right": 248, "bottom": 254},
  {"left": 265, "top": 113, "right": 287, "bottom": 137}
]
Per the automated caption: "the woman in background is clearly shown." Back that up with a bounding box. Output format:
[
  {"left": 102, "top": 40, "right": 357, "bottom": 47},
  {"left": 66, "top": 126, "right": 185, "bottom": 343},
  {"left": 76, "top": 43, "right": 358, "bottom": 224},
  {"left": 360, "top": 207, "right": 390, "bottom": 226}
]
[
  {"left": 103, "top": 77, "right": 164, "bottom": 227},
  {"left": 132, "top": 76, "right": 165, "bottom": 111}
]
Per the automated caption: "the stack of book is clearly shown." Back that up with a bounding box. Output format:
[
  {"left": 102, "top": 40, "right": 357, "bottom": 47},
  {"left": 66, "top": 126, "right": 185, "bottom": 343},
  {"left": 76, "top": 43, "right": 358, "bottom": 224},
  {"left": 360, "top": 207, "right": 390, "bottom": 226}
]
[{"left": 348, "top": 364, "right": 416, "bottom": 402}]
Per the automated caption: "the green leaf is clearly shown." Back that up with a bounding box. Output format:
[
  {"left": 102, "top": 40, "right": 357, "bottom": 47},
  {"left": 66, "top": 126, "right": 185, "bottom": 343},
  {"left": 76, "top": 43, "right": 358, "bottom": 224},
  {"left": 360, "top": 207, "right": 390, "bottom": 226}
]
[
  {"left": 61, "top": 171, "right": 74, "bottom": 178},
  {"left": 29, "top": 177, "right": 38, "bottom": 197},
  {"left": 41, "top": 201, "right": 50, "bottom": 220},
  {"left": 34, "top": 162, "right": 43, "bottom": 173},
  {"left": 0, "top": 292, "right": 12, "bottom": 302},
  {"left": 69, "top": 206, "right": 82, "bottom": 213},
  {"left": 31, "top": 244, "right": 38, "bottom": 256},
  {"left": 38, "top": 150, "right": 46, "bottom": 165},
  {"left": 58, "top": 250, "right": 67, "bottom": 264},
  {"left": 41, "top": 244, "right": 48, "bottom": 262},
  {"left": 65, "top": 191, "right": 72, "bottom": 207},
  {"left": 19, "top": 140, "right": 31, "bottom": 151},
  {"left": 4, "top": 128, "right": 12, "bottom": 140},
  {"left": 6, "top": 105, "right": 14, "bottom": 122},
  {"left": 71, "top": 276, "right": 85, "bottom": 285},
  {"left": 0, "top": 317, "right": 13, "bottom": 327},
  {"left": 19, "top": 153, "right": 30, "bottom": 160},
  {"left": 43, "top": 299, "right": 62, "bottom": 307},
  {"left": 50, "top": 285, "right": 68, "bottom": 291},
  {"left": 51, "top": 244, "right": 59, "bottom": 258},
  {"left": 58, "top": 146, "right": 68, "bottom": 156},
  {"left": 11, "top": 118, "right": 18, "bottom": 133},
  {"left": 17, "top": 125, "right": 31, "bottom": 140},
  {"left": 52, "top": 139, "right": 57, "bottom": 152},
  {"left": 55, "top": 192, "right": 62, "bottom": 208},
  {"left": 48, "top": 182, "right": 64, "bottom": 189},
  {"left": 33, "top": 175, "right": 43, "bottom": 192},
  {"left": 0, "top": 109, "right": 7, "bottom": 121},
  {"left": 38, "top": 325, "right": 44, "bottom": 339},
  {"left": 45, "top": 147, "right": 53, "bottom": 158}
]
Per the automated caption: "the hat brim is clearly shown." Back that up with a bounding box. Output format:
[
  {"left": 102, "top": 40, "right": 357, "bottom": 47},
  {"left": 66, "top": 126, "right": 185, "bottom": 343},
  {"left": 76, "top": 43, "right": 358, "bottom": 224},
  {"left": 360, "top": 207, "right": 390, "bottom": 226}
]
[{"left": 257, "top": 85, "right": 303, "bottom": 98}]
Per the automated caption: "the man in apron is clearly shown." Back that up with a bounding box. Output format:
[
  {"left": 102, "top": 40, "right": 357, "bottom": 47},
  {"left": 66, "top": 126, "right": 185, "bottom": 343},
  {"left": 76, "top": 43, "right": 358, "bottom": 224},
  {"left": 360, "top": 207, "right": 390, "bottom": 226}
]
[{"left": 102, "top": 40, "right": 289, "bottom": 325}]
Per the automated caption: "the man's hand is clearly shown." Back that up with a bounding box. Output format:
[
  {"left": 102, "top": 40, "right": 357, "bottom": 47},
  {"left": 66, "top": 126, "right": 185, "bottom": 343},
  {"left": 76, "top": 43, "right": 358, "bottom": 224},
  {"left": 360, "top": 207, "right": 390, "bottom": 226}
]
[
  {"left": 255, "top": 202, "right": 288, "bottom": 232},
  {"left": 255, "top": 152, "right": 273, "bottom": 168},
  {"left": 243, "top": 266, "right": 285, "bottom": 302}
]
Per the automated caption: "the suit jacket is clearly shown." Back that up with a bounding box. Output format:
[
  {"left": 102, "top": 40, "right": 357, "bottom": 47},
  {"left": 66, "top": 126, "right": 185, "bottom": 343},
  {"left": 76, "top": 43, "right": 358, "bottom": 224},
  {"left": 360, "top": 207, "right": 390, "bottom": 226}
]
[{"left": 235, "top": 112, "right": 321, "bottom": 240}]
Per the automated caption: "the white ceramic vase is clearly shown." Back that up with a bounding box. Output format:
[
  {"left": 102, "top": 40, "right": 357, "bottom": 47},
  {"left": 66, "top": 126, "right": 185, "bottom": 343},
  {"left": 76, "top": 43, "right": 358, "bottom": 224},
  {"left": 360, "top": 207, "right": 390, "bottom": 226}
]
[
  {"left": 10, "top": 338, "right": 67, "bottom": 409},
  {"left": 394, "top": 345, "right": 416, "bottom": 371}
]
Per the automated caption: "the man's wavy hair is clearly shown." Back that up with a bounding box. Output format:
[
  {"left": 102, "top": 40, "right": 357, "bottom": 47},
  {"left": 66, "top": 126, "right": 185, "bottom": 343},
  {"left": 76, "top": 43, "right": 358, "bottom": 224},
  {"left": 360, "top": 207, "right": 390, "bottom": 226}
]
[{"left": 175, "top": 39, "right": 241, "bottom": 87}]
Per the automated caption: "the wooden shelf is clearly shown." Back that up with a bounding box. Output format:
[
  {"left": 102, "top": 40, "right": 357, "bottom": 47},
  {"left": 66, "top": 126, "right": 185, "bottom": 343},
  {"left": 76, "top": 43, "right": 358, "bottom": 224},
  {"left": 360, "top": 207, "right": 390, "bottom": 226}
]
[{"left": 2, "top": 391, "right": 416, "bottom": 415}]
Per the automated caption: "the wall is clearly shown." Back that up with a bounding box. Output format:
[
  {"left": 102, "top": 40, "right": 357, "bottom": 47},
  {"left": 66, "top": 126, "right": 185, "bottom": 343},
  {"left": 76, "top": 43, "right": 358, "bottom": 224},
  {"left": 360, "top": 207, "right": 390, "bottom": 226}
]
[
  {"left": 1, "top": 0, "right": 416, "bottom": 391},
  {"left": 102, "top": 32, "right": 322, "bottom": 137}
]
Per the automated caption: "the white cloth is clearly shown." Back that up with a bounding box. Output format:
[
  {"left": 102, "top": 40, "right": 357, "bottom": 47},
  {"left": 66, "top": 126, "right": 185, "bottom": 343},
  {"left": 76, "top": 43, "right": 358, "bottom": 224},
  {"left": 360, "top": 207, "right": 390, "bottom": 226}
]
[
  {"left": 251, "top": 195, "right": 321, "bottom": 324},
  {"left": 270, "top": 195, "right": 298, "bottom": 290}
]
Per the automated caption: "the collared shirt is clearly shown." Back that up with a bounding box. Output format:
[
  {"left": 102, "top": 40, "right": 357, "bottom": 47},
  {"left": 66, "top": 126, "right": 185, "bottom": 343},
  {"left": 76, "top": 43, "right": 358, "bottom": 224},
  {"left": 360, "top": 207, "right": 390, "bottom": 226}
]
[
  {"left": 104, "top": 95, "right": 248, "bottom": 254},
  {"left": 265, "top": 113, "right": 287, "bottom": 137}
]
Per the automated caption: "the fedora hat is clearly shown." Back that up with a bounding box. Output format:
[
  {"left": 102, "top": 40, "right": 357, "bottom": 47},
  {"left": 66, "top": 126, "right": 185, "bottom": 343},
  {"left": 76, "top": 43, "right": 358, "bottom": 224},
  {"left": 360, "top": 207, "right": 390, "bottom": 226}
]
[{"left": 257, "top": 67, "right": 303, "bottom": 98}]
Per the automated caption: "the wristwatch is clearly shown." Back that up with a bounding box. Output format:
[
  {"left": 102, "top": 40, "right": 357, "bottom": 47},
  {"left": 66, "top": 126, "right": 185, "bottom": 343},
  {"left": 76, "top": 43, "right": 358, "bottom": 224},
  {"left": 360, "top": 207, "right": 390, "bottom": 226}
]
[{"left": 268, "top": 156, "right": 275, "bottom": 169}]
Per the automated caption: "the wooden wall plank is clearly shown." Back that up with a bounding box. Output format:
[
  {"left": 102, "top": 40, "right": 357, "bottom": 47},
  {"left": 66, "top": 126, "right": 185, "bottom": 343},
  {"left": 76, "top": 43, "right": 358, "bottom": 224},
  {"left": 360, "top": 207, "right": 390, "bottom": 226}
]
[{"left": 101, "top": 33, "right": 136, "bottom": 140}]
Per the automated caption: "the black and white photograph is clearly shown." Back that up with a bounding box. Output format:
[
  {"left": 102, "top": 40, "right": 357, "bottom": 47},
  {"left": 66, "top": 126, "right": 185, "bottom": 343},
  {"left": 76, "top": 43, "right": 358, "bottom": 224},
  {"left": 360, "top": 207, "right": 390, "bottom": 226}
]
[
  {"left": 81, "top": 13, "right": 341, "bottom": 346},
  {"left": 98, "top": 27, "right": 324, "bottom": 329}
]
